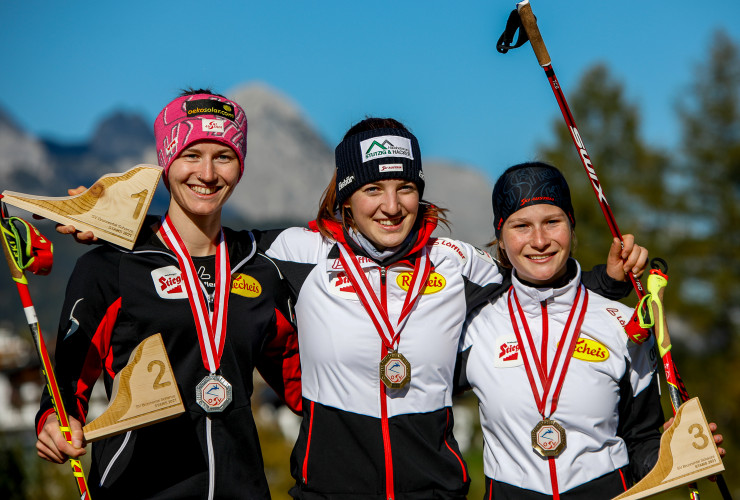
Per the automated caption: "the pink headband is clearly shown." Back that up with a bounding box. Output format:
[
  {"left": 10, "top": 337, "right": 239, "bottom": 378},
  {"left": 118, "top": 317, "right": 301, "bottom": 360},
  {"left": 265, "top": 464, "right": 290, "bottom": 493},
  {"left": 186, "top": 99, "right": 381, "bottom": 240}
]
[{"left": 154, "top": 93, "right": 248, "bottom": 188}]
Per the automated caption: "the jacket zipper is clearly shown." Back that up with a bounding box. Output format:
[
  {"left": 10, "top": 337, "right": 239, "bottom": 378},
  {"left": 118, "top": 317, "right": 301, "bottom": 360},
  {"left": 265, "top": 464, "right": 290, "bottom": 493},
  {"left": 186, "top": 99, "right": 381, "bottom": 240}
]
[
  {"left": 99, "top": 430, "right": 133, "bottom": 487},
  {"left": 207, "top": 416, "right": 215, "bottom": 500},
  {"left": 379, "top": 267, "right": 395, "bottom": 500}
]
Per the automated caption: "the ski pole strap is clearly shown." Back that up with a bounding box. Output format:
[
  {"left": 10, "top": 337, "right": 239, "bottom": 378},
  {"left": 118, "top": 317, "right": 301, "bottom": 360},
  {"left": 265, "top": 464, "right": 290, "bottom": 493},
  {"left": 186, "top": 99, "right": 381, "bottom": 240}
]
[
  {"left": 496, "top": 8, "right": 529, "bottom": 53},
  {"left": 637, "top": 294, "right": 654, "bottom": 329},
  {"left": 0, "top": 210, "right": 53, "bottom": 277},
  {"left": 625, "top": 304, "right": 651, "bottom": 344},
  {"left": 647, "top": 266, "right": 672, "bottom": 358}
]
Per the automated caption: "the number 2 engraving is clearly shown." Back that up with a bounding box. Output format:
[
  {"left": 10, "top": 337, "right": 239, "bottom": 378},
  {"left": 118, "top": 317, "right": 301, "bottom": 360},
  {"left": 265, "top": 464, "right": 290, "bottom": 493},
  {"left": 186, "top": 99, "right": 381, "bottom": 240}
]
[
  {"left": 148, "top": 360, "right": 171, "bottom": 389},
  {"left": 688, "top": 423, "right": 709, "bottom": 450}
]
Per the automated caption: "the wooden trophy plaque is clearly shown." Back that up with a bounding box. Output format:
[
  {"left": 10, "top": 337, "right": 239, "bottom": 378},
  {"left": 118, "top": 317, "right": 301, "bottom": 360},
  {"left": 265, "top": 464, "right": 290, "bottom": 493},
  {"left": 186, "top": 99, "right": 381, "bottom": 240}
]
[
  {"left": 1, "top": 164, "right": 162, "bottom": 250},
  {"left": 83, "top": 333, "right": 184, "bottom": 442},
  {"left": 613, "top": 397, "right": 724, "bottom": 499}
]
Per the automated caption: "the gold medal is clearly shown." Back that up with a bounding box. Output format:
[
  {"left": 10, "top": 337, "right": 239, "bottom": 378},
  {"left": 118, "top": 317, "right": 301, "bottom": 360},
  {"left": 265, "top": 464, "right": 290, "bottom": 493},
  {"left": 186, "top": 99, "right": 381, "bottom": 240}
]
[
  {"left": 379, "top": 351, "right": 411, "bottom": 389},
  {"left": 531, "top": 418, "right": 567, "bottom": 457},
  {"left": 196, "top": 374, "right": 233, "bottom": 412}
]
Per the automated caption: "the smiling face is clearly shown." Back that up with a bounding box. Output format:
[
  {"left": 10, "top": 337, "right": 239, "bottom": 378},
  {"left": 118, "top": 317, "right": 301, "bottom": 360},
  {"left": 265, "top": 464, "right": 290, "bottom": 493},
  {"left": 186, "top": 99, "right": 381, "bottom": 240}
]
[
  {"left": 499, "top": 203, "right": 573, "bottom": 286},
  {"left": 167, "top": 140, "right": 241, "bottom": 221},
  {"left": 345, "top": 179, "right": 420, "bottom": 250}
]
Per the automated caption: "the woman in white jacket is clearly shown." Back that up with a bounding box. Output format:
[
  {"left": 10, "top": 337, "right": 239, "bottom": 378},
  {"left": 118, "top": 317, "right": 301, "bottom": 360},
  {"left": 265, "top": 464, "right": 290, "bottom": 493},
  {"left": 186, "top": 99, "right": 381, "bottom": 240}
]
[{"left": 457, "top": 162, "right": 706, "bottom": 499}]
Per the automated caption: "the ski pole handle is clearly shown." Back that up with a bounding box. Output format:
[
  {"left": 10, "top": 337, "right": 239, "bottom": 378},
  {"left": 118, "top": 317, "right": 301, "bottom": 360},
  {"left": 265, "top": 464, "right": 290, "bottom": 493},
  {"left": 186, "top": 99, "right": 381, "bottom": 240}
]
[
  {"left": 0, "top": 205, "right": 91, "bottom": 499},
  {"left": 517, "top": 0, "right": 551, "bottom": 66}
]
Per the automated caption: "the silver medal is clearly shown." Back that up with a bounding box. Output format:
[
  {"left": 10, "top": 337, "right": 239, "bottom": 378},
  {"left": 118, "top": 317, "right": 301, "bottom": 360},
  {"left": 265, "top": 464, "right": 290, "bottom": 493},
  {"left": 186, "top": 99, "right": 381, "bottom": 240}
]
[{"left": 195, "top": 374, "right": 232, "bottom": 412}]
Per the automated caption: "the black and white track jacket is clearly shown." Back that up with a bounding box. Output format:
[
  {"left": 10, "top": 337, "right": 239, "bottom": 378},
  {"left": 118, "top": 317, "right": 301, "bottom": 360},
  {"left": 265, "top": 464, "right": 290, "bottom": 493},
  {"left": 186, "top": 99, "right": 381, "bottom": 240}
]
[
  {"left": 262, "top": 218, "right": 632, "bottom": 500},
  {"left": 36, "top": 224, "right": 300, "bottom": 500},
  {"left": 458, "top": 260, "right": 663, "bottom": 499}
]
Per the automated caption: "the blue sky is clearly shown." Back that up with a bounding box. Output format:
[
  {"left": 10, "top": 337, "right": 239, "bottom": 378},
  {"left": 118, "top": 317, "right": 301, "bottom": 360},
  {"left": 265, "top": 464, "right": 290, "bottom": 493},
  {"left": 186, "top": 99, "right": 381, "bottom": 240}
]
[{"left": 1, "top": 0, "right": 739, "bottom": 182}]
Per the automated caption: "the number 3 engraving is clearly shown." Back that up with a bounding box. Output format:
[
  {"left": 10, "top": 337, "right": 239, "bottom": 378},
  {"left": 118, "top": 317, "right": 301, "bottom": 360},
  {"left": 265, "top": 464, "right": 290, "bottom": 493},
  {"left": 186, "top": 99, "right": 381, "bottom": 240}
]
[
  {"left": 689, "top": 423, "right": 709, "bottom": 450},
  {"left": 148, "top": 360, "right": 171, "bottom": 389}
]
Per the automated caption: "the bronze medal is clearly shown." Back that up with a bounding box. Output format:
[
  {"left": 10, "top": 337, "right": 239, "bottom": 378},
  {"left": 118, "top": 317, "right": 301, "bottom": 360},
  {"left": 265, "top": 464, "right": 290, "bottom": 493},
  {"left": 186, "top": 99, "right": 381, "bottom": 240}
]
[
  {"left": 379, "top": 351, "right": 411, "bottom": 389},
  {"left": 531, "top": 418, "right": 567, "bottom": 458},
  {"left": 196, "top": 374, "right": 233, "bottom": 412}
]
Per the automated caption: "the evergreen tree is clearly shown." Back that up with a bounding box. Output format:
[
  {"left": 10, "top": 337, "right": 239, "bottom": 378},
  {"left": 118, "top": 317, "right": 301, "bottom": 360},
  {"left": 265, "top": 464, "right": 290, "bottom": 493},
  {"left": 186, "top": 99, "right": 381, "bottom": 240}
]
[{"left": 674, "top": 30, "right": 740, "bottom": 344}]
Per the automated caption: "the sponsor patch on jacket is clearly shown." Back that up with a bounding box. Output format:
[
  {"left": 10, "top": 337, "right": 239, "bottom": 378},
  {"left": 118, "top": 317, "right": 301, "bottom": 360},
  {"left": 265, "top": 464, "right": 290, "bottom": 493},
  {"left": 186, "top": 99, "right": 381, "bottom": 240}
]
[
  {"left": 360, "top": 135, "right": 413, "bottom": 162},
  {"left": 494, "top": 334, "right": 523, "bottom": 367},
  {"left": 151, "top": 266, "right": 187, "bottom": 299},
  {"left": 432, "top": 238, "right": 467, "bottom": 264},
  {"left": 473, "top": 246, "right": 495, "bottom": 266},
  {"left": 328, "top": 271, "right": 359, "bottom": 300},
  {"left": 231, "top": 274, "right": 262, "bottom": 298},
  {"left": 329, "top": 256, "right": 376, "bottom": 270},
  {"left": 606, "top": 307, "right": 629, "bottom": 327},
  {"left": 572, "top": 337, "right": 610, "bottom": 362},
  {"left": 396, "top": 271, "right": 446, "bottom": 294}
]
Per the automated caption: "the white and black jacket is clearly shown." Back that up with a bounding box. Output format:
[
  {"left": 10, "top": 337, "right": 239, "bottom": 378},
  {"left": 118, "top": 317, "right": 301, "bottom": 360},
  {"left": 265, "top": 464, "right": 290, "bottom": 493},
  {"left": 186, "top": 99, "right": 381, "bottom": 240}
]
[
  {"left": 262, "top": 218, "right": 634, "bottom": 500},
  {"left": 457, "top": 259, "right": 663, "bottom": 499}
]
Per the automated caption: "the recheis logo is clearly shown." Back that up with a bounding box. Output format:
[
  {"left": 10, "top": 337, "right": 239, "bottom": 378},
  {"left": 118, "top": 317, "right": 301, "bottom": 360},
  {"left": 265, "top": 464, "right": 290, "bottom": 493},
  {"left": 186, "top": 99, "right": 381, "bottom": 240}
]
[
  {"left": 396, "top": 272, "right": 446, "bottom": 294},
  {"left": 231, "top": 274, "right": 262, "bottom": 298},
  {"left": 151, "top": 266, "right": 188, "bottom": 300},
  {"left": 360, "top": 135, "right": 413, "bottom": 163},
  {"left": 494, "top": 334, "right": 522, "bottom": 367},
  {"left": 572, "top": 337, "right": 610, "bottom": 362}
]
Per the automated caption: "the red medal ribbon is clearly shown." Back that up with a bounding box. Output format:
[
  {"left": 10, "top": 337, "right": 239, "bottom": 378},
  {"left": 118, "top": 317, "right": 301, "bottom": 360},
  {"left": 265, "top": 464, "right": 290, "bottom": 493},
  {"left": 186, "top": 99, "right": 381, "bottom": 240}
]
[
  {"left": 507, "top": 283, "right": 589, "bottom": 417},
  {"left": 335, "top": 241, "right": 431, "bottom": 352},
  {"left": 159, "top": 214, "right": 231, "bottom": 373}
]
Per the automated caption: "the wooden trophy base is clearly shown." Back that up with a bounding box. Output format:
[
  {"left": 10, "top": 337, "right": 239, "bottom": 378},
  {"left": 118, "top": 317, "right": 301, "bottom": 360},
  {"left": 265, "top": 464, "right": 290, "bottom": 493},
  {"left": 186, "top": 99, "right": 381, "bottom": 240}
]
[
  {"left": 83, "top": 333, "right": 184, "bottom": 442},
  {"left": 613, "top": 397, "right": 724, "bottom": 499},
  {"left": 2, "top": 164, "right": 162, "bottom": 250}
]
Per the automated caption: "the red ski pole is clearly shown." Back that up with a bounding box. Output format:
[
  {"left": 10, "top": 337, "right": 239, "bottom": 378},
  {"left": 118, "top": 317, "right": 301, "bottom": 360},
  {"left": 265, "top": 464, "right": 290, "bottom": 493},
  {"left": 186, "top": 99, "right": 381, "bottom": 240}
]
[
  {"left": 497, "top": 2, "right": 729, "bottom": 499},
  {"left": 0, "top": 199, "right": 91, "bottom": 499}
]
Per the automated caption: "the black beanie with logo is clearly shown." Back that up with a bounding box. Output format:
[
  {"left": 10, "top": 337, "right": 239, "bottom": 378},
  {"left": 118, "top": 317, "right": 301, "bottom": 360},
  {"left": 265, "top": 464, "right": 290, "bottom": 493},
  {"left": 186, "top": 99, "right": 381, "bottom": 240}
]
[
  {"left": 492, "top": 162, "right": 576, "bottom": 238},
  {"left": 334, "top": 127, "right": 425, "bottom": 208}
]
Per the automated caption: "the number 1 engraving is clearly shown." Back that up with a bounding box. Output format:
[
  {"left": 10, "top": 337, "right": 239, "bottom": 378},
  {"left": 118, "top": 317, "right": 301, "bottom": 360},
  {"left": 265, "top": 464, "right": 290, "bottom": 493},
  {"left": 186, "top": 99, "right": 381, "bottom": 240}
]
[{"left": 131, "top": 189, "right": 148, "bottom": 219}]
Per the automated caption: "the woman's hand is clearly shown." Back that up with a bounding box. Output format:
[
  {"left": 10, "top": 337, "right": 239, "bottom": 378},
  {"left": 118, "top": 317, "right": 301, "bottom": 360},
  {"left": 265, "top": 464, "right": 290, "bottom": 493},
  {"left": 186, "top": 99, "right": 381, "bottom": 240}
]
[
  {"left": 663, "top": 417, "right": 726, "bottom": 481},
  {"left": 55, "top": 187, "right": 98, "bottom": 243},
  {"left": 36, "top": 413, "right": 86, "bottom": 463},
  {"left": 606, "top": 234, "right": 648, "bottom": 281}
]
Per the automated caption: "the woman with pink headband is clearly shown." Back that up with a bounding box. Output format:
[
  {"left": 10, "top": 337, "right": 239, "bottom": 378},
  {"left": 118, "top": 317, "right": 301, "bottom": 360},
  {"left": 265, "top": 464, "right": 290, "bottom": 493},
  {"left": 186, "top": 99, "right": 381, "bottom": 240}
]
[{"left": 35, "top": 90, "right": 300, "bottom": 499}]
